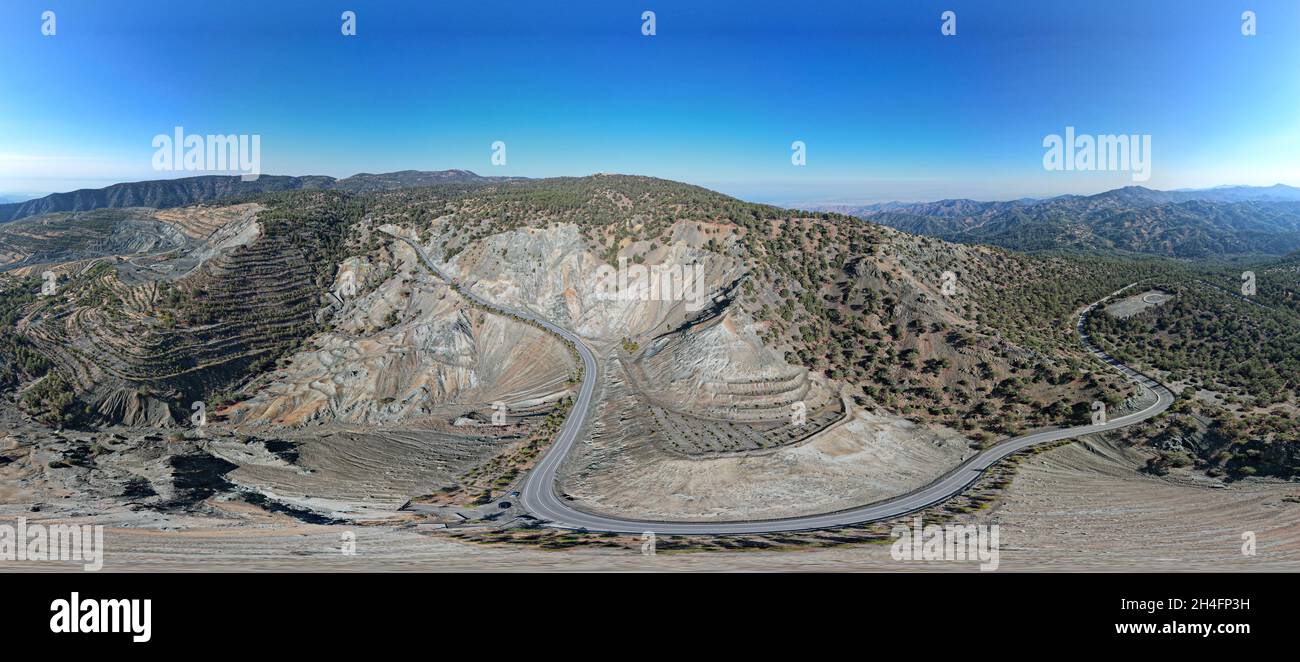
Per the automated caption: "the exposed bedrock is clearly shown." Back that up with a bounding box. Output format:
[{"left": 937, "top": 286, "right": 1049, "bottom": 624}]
[{"left": 224, "top": 233, "right": 575, "bottom": 428}]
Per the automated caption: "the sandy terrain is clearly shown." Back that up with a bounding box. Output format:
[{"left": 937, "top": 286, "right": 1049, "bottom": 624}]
[
  {"left": 983, "top": 437, "right": 1300, "bottom": 570},
  {"left": 564, "top": 372, "right": 975, "bottom": 521},
  {"left": 5, "top": 436, "right": 1294, "bottom": 569},
  {"left": 8, "top": 429, "right": 1292, "bottom": 572}
]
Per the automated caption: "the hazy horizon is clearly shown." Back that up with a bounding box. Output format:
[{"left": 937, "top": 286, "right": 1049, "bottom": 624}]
[{"left": 4, "top": 168, "right": 1300, "bottom": 210}]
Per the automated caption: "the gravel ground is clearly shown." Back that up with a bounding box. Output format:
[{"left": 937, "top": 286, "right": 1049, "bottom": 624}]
[{"left": 5, "top": 434, "right": 1294, "bottom": 572}]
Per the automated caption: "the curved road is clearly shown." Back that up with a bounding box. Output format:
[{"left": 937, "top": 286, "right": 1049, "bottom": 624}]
[{"left": 391, "top": 231, "right": 1173, "bottom": 535}]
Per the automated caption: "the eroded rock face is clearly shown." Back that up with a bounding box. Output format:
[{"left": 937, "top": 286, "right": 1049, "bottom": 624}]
[
  {"left": 368, "top": 219, "right": 982, "bottom": 521},
  {"left": 441, "top": 223, "right": 737, "bottom": 341},
  {"left": 438, "top": 222, "right": 838, "bottom": 425},
  {"left": 633, "top": 306, "right": 839, "bottom": 423},
  {"left": 224, "top": 230, "right": 574, "bottom": 428}
]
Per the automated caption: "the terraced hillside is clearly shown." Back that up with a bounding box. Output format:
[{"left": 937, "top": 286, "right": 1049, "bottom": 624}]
[
  {"left": 223, "top": 218, "right": 577, "bottom": 429},
  {"left": 7, "top": 194, "right": 360, "bottom": 426},
  {"left": 624, "top": 305, "right": 846, "bottom": 456},
  {"left": 0, "top": 208, "right": 186, "bottom": 272}
]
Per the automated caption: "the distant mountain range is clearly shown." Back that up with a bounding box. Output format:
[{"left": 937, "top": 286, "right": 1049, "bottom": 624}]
[
  {"left": 0, "top": 170, "right": 522, "bottom": 223},
  {"left": 10, "top": 175, "right": 1300, "bottom": 259},
  {"left": 809, "top": 185, "right": 1300, "bottom": 258}
]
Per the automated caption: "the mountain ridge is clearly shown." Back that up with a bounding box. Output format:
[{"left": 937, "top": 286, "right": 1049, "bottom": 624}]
[
  {"left": 810, "top": 184, "right": 1300, "bottom": 217},
  {"left": 0, "top": 170, "right": 525, "bottom": 223},
  {"left": 808, "top": 184, "right": 1300, "bottom": 258}
]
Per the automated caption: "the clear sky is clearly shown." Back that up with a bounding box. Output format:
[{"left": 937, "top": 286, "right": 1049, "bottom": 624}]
[{"left": 1, "top": 0, "right": 1298, "bottom": 203}]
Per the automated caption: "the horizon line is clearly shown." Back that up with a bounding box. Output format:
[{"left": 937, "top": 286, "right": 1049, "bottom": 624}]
[{"left": 3, "top": 170, "right": 1300, "bottom": 209}]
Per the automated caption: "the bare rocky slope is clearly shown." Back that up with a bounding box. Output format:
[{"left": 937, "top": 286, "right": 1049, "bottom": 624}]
[{"left": 1, "top": 174, "right": 1160, "bottom": 525}]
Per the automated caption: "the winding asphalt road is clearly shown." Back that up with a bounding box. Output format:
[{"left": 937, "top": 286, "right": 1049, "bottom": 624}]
[{"left": 391, "top": 230, "right": 1173, "bottom": 535}]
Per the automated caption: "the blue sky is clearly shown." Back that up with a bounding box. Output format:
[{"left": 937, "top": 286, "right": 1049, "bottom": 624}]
[{"left": 1, "top": 0, "right": 1298, "bottom": 203}]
